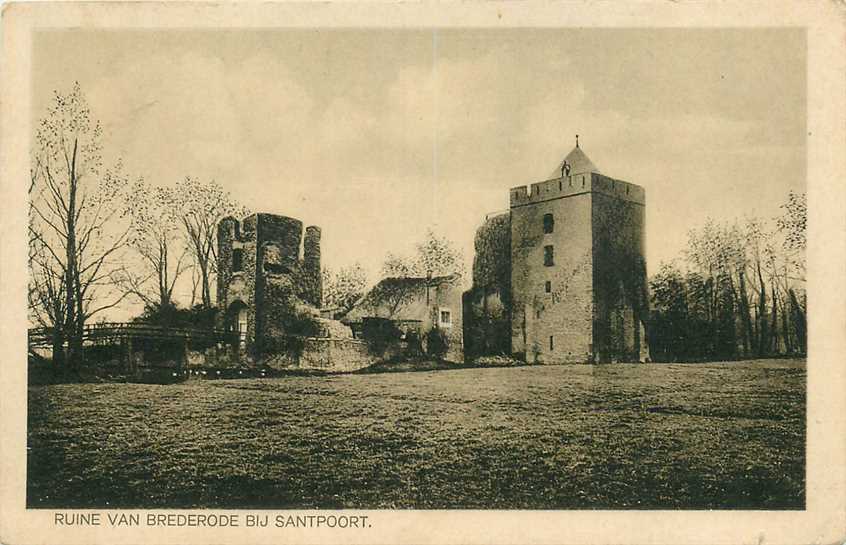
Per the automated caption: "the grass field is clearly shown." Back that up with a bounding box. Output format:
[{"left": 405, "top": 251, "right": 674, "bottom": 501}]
[{"left": 27, "top": 359, "right": 805, "bottom": 509}]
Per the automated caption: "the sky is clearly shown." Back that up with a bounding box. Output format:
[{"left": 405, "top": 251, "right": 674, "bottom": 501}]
[{"left": 32, "top": 29, "right": 806, "bottom": 318}]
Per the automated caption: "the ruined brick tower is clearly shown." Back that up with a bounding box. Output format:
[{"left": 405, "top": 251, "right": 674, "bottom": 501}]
[
  {"left": 509, "top": 141, "right": 649, "bottom": 363},
  {"left": 217, "top": 213, "right": 322, "bottom": 354}
]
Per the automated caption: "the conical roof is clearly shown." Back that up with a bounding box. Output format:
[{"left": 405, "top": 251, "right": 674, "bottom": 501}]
[{"left": 549, "top": 145, "right": 600, "bottom": 179}]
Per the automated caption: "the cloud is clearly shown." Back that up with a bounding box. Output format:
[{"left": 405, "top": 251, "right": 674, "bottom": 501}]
[{"left": 32, "top": 30, "right": 805, "bottom": 319}]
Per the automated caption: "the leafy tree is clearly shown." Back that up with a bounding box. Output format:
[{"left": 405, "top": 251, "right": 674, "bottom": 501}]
[
  {"left": 363, "top": 229, "right": 465, "bottom": 319},
  {"left": 648, "top": 262, "right": 689, "bottom": 361},
  {"left": 322, "top": 262, "right": 368, "bottom": 314},
  {"left": 415, "top": 229, "right": 467, "bottom": 280},
  {"left": 29, "top": 83, "right": 131, "bottom": 366}
]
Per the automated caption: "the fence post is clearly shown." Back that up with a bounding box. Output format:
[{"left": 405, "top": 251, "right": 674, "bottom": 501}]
[{"left": 124, "top": 336, "right": 134, "bottom": 376}]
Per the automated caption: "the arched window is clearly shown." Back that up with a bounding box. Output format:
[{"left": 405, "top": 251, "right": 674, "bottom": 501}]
[
  {"left": 232, "top": 249, "right": 243, "bottom": 273},
  {"left": 543, "top": 213, "right": 554, "bottom": 234}
]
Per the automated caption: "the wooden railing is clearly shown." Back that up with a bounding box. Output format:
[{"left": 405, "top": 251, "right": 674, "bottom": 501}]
[{"left": 28, "top": 322, "right": 243, "bottom": 347}]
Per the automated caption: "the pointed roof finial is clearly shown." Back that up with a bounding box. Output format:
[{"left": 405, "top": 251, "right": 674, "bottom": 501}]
[{"left": 548, "top": 138, "right": 599, "bottom": 179}]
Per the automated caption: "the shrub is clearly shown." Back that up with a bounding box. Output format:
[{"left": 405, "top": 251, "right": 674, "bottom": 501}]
[
  {"left": 133, "top": 302, "right": 218, "bottom": 330},
  {"left": 425, "top": 328, "right": 450, "bottom": 360},
  {"left": 361, "top": 317, "right": 402, "bottom": 355},
  {"left": 403, "top": 330, "right": 425, "bottom": 358}
]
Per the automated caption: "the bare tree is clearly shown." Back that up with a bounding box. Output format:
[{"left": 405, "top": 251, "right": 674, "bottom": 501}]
[
  {"left": 776, "top": 190, "right": 806, "bottom": 282},
  {"left": 651, "top": 194, "right": 807, "bottom": 361},
  {"left": 775, "top": 191, "right": 807, "bottom": 353},
  {"left": 29, "top": 83, "right": 131, "bottom": 367},
  {"left": 114, "top": 180, "right": 190, "bottom": 309},
  {"left": 173, "top": 177, "right": 248, "bottom": 310}
]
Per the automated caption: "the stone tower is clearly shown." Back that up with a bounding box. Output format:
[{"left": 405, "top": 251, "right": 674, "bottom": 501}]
[
  {"left": 217, "top": 213, "right": 323, "bottom": 354},
  {"left": 509, "top": 142, "right": 648, "bottom": 363}
]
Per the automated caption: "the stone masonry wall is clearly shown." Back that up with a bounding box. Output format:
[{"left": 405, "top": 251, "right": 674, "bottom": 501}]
[
  {"left": 591, "top": 174, "right": 648, "bottom": 362},
  {"left": 218, "top": 213, "right": 327, "bottom": 358},
  {"left": 511, "top": 189, "right": 594, "bottom": 363},
  {"left": 217, "top": 215, "right": 259, "bottom": 348},
  {"left": 302, "top": 226, "right": 322, "bottom": 307},
  {"left": 262, "top": 338, "right": 376, "bottom": 373},
  {"left": 254, "top": 214, "right": 304, "bottom": 354},
  {"left": 432, "top": 280, "right": 464, "bottom": 363}
]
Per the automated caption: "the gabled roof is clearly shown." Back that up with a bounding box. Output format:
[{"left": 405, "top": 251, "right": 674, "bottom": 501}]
[
  {"left": 549, "top": 145, "right": 600, "bottom": 179},
  {"left": 361, "top": 274, "right": 460, "bottom": 298},
  {"left": 343, "top": 273, "right": 461, "bottom": 323}
]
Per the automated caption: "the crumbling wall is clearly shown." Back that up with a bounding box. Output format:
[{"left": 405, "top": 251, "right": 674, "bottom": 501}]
[
  {"left": 302, "top": 226, "right": 322, "bottom": 307},
  {"left": 262, "top": 338, "right": 376, "bottom": 373},
  {"left": 216, "top": 215, "right": 258, "bottom": 347},
  {"left": 254, "top": 214, "right": 308, "bottom": 355}
]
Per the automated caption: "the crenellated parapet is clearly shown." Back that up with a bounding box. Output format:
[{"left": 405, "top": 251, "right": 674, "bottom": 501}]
[{"left": 510, "top": 172, "right": 645, "bottom": 209}]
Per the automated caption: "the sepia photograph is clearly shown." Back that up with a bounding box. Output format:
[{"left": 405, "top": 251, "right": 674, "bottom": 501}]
[
  {"left": 3, "top": 3, "right": 845, "bottom": 544},
  {"left": 22, "top": 25, "right": 809, "bottom": 512}
]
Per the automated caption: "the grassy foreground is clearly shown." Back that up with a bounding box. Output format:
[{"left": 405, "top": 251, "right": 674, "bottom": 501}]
[{"left": 27, "top": 359, "right": 805, "bottom": 509}]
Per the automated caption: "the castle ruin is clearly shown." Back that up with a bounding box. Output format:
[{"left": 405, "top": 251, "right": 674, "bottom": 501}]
[{"left": 217, "top": 213, "right": 323, "bottom": 355}]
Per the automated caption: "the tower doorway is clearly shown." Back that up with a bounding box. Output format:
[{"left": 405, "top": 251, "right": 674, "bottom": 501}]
[{"left": 226, "top": 301, "right": 249, "bottom": 350}]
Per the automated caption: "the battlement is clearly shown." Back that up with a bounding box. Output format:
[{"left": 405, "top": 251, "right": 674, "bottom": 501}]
[{"left": 510, "top": 173, "right": 645, "bottom": 208}]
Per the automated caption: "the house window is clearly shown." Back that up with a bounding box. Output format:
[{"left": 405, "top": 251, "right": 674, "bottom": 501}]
[
  {"left": 543, "top": 213, "right": 554, "bottom": 234},
  {"left": 439, "top": 308, "right": 452, "bottom": 328},
  {"left": 544, "top": 245, "right": 554, "bottom": 267},
  {"left": 232, "top": 249, "right": 243, "bottom": 273},
  {"left": 545, "top": 281, "right": 552, "bottom": 293}
]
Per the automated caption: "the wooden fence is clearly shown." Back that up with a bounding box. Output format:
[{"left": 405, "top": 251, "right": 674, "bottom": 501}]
[{"left": 28, "top": 322, "right": 243, "bottom": 348}]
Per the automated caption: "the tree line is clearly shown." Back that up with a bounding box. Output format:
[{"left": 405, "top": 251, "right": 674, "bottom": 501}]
[{"left": 647, "top": 192, "right": 806, "bottom": 362}]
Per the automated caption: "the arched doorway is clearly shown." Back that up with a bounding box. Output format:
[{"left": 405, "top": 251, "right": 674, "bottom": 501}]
[{"left": 226, "top": 301, "right": 249, "bottom": 350}]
